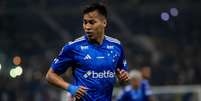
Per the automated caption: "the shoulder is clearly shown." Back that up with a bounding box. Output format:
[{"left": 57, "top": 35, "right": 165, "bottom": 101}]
[
  {"left": 105, "top": 35, "right": 121, "bottom": 45},
  {"left": 141, "top": 80, "right": 150, "bottom": 86},
  {"left": 105, "top": 35, "right": 125, "bottom": 53},
  {"left": 141, "top": 80, "right": 152, "bottom": 93},
  {"left": 68, "top": 36, "right": 86, "bottom": 46},
  {"left": 61, "top": 36, "right": 86, "bottom": 51}
]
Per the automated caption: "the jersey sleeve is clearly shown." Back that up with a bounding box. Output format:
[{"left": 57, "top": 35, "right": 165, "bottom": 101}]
[
  {"left": 51, "top": 44, "right": 74, "bottom": 74},
  {"left": 117, "top": 44, "right": 128, "bottom": 71}
]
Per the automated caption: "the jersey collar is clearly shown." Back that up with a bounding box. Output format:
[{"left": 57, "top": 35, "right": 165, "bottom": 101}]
[{"left": 84, "top": 34, "right": 106, "bottom": 47}]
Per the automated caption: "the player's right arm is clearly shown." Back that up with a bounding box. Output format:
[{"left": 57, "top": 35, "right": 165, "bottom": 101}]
[
  {"left": 45, "top": 44, "right": 88, "bottom": 99},
  {"left": 46, "top": 68, "right": 69, "bottom": 90},
  {"left": 46, "top": 68, "right": 87, "bottom": 99}
]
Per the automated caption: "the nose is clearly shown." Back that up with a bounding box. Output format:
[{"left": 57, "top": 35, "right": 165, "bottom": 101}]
[
  {"left": 85, "top": 26, "right": 91, "bottom": 30},
  {"left": 85, "top": 24, "right": 92, "bottom": 31},
  {"left": 85, "top": 22, "right": 91, "bottom": 27}
]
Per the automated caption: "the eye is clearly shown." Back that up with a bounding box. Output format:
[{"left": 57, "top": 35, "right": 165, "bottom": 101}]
[
  {"left": 83, "top": 20, "right": 96, "bottom": 25},
  {"left": 83, "top": 20, "right": 87, "bottom": 24},
  {"left": 89, "top": 20, "right": 96, "bottom": 24}
]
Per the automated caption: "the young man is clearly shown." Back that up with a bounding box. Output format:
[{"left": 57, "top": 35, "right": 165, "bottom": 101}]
[
  {"left": 140, "top": 66, "right": 155, "bottom": 101},
  {"left": 46, "top": 3, "right": 129, "bottom": 101},
  {"left": 117, "top": 70, "right": 152, "bottom": 101}
]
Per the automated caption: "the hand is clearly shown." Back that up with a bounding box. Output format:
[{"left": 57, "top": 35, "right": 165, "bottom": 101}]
[
  {"left": 75, "top": 86, "right": 88, "bottom": 100},
  {"left": 67, "top": 85, "right": 88, "bottom": 100},
  {"left": 116, "top": 68, "right": 129, "bottom": 82}
]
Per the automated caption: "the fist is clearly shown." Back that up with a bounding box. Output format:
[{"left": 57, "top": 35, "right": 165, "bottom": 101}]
[{"left": 116, "top": 68, "right": 129, "bottom": 82}]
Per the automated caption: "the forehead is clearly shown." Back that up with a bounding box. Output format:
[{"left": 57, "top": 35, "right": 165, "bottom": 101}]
[{"left": 83, "top": 10, "right": 103, "bottom": 20}]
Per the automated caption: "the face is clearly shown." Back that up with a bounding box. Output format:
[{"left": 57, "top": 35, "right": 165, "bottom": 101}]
[
  {"left": 83, "top": 10, "right": 107, "bottom": 41},
  {"left": 141, "top": 67, "right": 151, "bottom": 79}
]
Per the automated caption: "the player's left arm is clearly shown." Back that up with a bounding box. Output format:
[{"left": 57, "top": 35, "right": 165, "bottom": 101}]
[{"left": 116, "top": 44, "right": 129, "bottom": 82}]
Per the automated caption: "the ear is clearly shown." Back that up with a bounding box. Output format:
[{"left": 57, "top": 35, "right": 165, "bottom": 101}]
[{"left": 103, "top": 19, "right": 107, "bottom": 27}]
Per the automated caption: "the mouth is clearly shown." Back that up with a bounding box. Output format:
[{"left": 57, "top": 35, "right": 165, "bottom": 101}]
[{"left": 86, "top": 32, "right": 93, "bottom": 37}]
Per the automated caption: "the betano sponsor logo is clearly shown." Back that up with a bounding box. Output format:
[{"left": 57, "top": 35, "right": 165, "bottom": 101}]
[{"left": 83, "top": 70, "right": 115, "bottom": 79}]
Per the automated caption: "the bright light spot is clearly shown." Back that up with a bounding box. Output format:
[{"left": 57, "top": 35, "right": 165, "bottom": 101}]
[
  {"left": 170, "top": 8, "right": 179, "bottom": 17},
  {"left": 15, "top": 66, "right": 23, "bottom": 76},
  {"left": 13, "top": 56, "right": 22, "bottom": 65},
  {"left": 9, "top": 66, "right": 23, "bottom": 78},
  {"left": 10, "top": 68, "right": 17, "bottom": 78},
  {"left": 161, "top": 12, "right": 170, "bottom": 21},
  {"left": 0, "top": 64, "right": 1, "bottom": 70}
]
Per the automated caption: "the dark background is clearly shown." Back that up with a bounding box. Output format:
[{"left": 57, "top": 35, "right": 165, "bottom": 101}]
[{"left": 0, "top": 0, "right": 201, "bottom": 100}]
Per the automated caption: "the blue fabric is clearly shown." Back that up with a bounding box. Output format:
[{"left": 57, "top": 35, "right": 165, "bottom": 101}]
[
  {"left": 51, "top": 35, "right": 128, "bottom": 101},
  {"left": 141, "top": 80, "right": 153, "bottom": 96},
  {"left": 117, "top": 81, "right": 152, "bottom": 101}
]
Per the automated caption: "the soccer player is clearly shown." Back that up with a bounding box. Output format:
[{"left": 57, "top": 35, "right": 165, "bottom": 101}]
[
  {"left": 140, "top": 66, "right": 155, "bottom": 101},
  {"left": 117, "top": 70, "right": 152, "bottom": 101},
  {"left": 45, "top": 3, "right": 129, "bottom": 101}
]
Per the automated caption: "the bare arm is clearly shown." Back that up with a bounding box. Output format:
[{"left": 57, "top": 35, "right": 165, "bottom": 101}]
[
  {"left": 45, "top": 68, "right": 69, "bottom": 90},
  {"left": 46, "top": 68, "right": 88, "bottom": 99}
]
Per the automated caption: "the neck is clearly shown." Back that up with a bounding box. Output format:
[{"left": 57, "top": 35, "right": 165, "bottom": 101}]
[
  {"left": 96, "top": 33, "right": 104, "bottom": 44},
  {"left": 88, "top": 32, "right": 105, "bottom": 45}
]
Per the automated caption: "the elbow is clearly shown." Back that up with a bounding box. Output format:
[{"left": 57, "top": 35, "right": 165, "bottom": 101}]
[
  {"left": 45, "top": 72, "right": 51, "bottom": 83},
  {"left": 45, "top": 69, "right": 53, "bottom": 83}
]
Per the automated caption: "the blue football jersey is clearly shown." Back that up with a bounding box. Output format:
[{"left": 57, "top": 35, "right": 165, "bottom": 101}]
[
  {"left": 141, "top": 80, "right": 153, "bottom": 100},
  {"left": 51, "top": 35, "right": 128, "bottom": 101},
  {"left": 117, "top": 80, "right": 153, "bottom": 101}
]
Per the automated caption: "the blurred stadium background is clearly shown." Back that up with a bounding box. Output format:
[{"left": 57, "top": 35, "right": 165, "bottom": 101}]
[{"left": 0, "top": 0, "right": 201, "bottom": 101}]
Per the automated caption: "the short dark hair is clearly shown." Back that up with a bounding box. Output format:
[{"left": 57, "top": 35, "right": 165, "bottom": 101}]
[{"left": 83, "top": 3, "right": 107, "bottom": 18}]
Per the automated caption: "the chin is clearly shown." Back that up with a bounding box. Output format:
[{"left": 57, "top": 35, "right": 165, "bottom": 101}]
[
  {"left": 88, "top": 36, "right": 98, "bottom": 43},
  {"left": 88, "top": 38, "right": 96, "bottom": 42},
  {"left": 87, "top": 35, "right": 96, "bottom": 39}
]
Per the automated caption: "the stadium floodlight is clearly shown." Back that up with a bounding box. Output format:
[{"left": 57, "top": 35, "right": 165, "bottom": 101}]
[
  {"left": 13, "top": 56, "right": 22, "bottom": 65},
  {"left": 161, "top": 12, "right": 170, "bottom": 21},
  {"left": 10, "top": 68, "right": 17, "bottom": 78},
  {"left": 0, "top": 64, "right": 1, "bottom": 71},
  {"left": 170, "top": 8, "right": 179, "bottom": 17},
  {"left": 9, "top": 66, "right": 23, "bottom": 78},
  {"left": 15, "top": 66, "right": 23, "bottom": 76}
]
